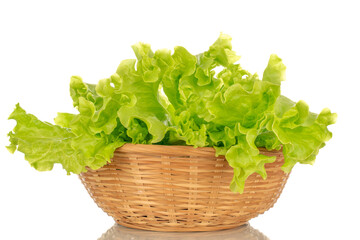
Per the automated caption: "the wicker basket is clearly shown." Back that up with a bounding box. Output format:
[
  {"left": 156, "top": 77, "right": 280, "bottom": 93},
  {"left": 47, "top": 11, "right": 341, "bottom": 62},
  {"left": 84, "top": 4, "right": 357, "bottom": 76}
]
[{"left": 79, "top": 144, "right": 289, "bottom": 232}]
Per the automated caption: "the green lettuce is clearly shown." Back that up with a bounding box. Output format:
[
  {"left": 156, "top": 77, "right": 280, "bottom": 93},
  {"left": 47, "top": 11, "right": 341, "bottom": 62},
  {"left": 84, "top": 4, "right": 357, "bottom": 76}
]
[
  {"left": 7, "top": 33, "right": 336, "bottom": 193},
  {"left": 7, "top": 104, "right": 125, "bottom": 173}
]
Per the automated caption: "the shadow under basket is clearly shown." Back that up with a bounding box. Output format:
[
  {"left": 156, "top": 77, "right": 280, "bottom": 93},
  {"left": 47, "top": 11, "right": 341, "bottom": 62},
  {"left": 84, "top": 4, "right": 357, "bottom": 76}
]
[{"left": 79, "top": 144, "right": 289, "bottom": 232}]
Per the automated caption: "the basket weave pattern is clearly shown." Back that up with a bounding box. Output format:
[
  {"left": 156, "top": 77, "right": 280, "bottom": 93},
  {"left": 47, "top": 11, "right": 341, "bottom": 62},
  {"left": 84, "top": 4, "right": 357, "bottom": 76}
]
[{"left": 79, "top": 144, "right": 289, "bottom": 232}]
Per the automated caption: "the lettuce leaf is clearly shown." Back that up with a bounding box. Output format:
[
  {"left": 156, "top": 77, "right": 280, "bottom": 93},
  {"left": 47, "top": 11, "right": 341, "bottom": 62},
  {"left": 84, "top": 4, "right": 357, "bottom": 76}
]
[
  {"left": 6, "top": 33, "right": 336, "bottom": 194},
  {"left": 271, "top": 96, "right": 337, "bottom": 172},
  {"left": 7, "top": 104, "right": 125, "bottom": 173},
  {"left": 114, "top": 56, "right": 169, "bottom": 143}
]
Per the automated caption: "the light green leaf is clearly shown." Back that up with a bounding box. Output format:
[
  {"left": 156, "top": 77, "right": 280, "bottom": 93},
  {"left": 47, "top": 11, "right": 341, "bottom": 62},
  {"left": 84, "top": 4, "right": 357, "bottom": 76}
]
[{"left": 8, "top": 104, "right": 125, "bottom": 173}]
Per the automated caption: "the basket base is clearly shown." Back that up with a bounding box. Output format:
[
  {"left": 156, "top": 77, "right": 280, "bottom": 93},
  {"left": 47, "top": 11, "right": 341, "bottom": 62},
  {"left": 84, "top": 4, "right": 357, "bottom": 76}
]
[{"left": 114, "top": 219, "right": 248, "bottom": 232}]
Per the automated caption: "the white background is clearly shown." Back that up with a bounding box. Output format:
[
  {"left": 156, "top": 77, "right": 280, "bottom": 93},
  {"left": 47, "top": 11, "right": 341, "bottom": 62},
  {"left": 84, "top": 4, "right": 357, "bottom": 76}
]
[{"left": 1, "top": 1, "right": 359, "bottom": 239}]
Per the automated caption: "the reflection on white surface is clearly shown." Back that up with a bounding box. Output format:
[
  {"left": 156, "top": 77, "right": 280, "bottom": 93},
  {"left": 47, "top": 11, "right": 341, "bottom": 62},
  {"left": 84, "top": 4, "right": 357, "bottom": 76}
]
[{"left": 98, "top": 223, "right": 269, "bottom": 240}]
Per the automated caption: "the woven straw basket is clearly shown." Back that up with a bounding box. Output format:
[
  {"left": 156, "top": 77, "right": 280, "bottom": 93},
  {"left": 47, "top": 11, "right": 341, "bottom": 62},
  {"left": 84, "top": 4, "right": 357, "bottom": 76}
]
[{"left": 79, "top": 144, "right": 289, "bottom": 232}]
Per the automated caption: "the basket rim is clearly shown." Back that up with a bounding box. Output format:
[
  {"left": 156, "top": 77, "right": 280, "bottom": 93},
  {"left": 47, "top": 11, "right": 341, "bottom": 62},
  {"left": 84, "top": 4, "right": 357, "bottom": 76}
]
[{"left": 116, "top": 143, "right": 283, "bottom": 153}]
